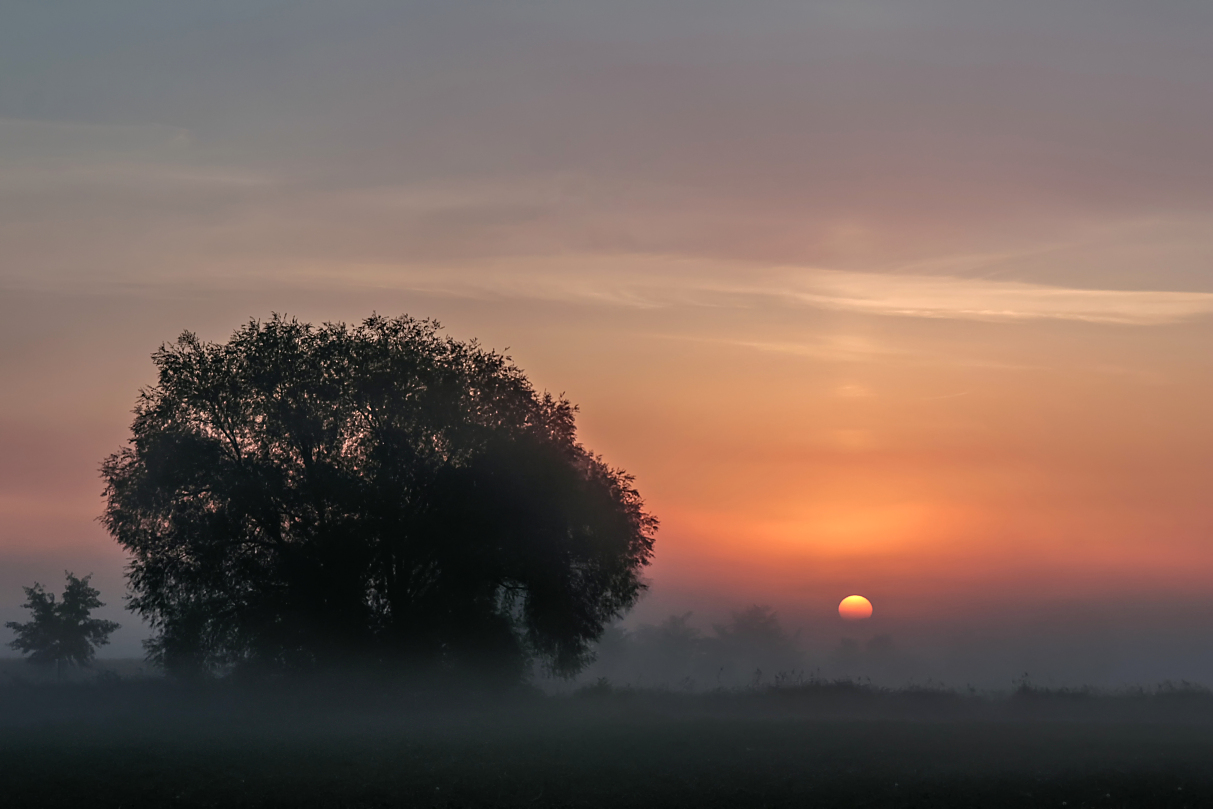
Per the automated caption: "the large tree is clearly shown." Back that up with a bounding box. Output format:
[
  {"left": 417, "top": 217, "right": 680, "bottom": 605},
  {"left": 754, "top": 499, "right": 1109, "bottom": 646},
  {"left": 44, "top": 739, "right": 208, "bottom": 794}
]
[{"left": 101, "top": 315, "right": 656, "bottom": 680}]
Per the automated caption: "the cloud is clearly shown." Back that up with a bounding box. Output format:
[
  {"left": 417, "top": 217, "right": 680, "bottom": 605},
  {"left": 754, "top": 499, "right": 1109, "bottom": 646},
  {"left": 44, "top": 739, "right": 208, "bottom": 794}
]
[
  {"left": 315, "top": 260, "right": 1213, "bottom": 326},
  {"left": 0, "top": 118, "right": 192, "bottom": 161},
  {"left": 775, "top": 270, "right": 1213, "bottom": 325}
]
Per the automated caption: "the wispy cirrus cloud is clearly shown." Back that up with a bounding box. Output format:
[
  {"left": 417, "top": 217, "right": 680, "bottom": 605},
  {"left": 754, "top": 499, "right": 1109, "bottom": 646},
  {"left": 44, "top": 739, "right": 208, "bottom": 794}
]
[
  {"left": 315, "top": 259, "right": 1213, "bottom": 327},
  {"left": 772, "top": 270, "right": 1213, "bottom": 325}
]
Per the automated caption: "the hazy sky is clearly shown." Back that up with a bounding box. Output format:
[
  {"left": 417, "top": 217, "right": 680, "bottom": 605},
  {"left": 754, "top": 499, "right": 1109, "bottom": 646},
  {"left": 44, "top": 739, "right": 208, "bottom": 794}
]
[{"left": 2, "top": 1, "right": 1212, "bottom": 685}]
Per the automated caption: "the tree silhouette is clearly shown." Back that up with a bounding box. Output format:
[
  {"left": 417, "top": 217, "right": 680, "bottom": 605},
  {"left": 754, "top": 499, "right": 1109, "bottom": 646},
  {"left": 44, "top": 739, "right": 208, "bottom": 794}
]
[
  {"left": 712, "top": 605, "right": 802, "bottom": 682},
  {"left": 5, "top": 572, "right": 120, "bottom": 676},
  {"left": 632, "top": 613, "right": 706, "bottom": 685},
  {"left": 101, "top": 314, "right": 656, "bottom": 680}
]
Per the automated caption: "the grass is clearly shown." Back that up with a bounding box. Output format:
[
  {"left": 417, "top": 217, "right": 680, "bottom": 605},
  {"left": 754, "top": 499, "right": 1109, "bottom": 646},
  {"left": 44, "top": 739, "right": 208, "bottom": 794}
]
[{"left": 2, "top": 677, "right": 1213, "bottom": 807}]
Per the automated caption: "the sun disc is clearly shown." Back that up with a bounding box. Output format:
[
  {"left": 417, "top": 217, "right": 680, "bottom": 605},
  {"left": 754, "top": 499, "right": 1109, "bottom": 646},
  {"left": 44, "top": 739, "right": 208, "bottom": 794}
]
[{"left": 838, "top": 594, "right": 873, "bottom": 621}]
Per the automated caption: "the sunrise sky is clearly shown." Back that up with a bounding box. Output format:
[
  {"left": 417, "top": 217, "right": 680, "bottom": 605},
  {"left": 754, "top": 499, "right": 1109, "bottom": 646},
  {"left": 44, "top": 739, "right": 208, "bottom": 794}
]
[{"left": 2, "top": 1, "right": 1212, "bottom": 684}]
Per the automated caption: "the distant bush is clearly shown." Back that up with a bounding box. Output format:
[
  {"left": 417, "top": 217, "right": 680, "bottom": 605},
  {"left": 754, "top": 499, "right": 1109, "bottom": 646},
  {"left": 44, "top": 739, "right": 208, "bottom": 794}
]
[{"left": 580, "top": 606, "right": 803, "bottom": 689}]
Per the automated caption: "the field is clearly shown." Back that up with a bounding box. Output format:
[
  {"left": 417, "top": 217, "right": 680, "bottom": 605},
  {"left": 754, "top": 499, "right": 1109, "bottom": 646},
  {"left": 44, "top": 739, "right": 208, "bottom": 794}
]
[{"left": 3, "top": 674, "right": 1213, "bottom": 808}]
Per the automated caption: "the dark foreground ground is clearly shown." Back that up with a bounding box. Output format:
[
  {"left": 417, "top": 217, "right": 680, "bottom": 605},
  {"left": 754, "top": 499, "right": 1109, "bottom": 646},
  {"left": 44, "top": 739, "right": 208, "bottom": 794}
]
[{"left": 3, "top": 676, "right": 1213, "bottom": 808}]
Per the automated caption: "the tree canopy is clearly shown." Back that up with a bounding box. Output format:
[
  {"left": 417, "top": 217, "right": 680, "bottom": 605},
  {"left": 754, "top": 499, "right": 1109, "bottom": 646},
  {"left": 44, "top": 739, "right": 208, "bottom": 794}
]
[
  {"left": 5, "top": 573, "right": 120, "bottom": 671},
  {"left": 101, "top": 315, "right": 656, "bottom": 680}
]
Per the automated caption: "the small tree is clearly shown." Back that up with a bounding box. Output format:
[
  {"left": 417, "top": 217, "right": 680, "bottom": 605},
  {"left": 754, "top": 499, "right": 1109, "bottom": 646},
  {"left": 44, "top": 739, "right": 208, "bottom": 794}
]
[{"left": 5, "top": 573, "right": 120, "bottom": 677}]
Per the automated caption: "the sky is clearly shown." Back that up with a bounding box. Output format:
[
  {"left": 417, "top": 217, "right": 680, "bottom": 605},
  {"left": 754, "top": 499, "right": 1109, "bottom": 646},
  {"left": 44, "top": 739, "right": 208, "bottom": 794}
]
[{"left": 2, "top": 1, "right": 1212, "bottom": 686}]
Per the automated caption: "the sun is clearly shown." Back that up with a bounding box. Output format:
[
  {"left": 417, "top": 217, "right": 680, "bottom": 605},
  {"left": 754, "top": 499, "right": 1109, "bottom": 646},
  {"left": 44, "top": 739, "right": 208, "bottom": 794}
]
[{"left": 838, "top": 595, "right": 873, "bottom": 621}]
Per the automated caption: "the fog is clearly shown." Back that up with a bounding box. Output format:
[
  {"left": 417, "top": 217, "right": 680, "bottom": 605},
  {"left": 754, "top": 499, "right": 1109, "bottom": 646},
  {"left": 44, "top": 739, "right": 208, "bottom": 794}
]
[
  {"left": 6, "top": 662, "right": 1213, "bottom": 809},
  {"left": 11, "top": 594, "right": 1211, "bottom": 692},
  {"left": 566, "top": 597, "right": 1213, "bottom": 692}
]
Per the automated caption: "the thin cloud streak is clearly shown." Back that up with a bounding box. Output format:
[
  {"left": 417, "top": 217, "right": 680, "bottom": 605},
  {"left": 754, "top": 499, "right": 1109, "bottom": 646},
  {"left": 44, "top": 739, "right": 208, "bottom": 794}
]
[
  {"left": 310, "top": 261, "right": 1213, "bottom": 326},
  {"left": 777, "top": 270, "right": 1213, "bottom": 325},
  {"left": 667, "top": 335, "right": 907, "bottom": 365},
  {"left": 14, "top": 255, "right": 1206, "bottom": 327}
]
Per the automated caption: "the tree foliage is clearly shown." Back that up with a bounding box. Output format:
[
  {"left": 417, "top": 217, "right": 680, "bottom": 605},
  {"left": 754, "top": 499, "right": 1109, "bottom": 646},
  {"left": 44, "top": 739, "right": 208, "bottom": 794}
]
[
  {"left": 5, "top": 573, "right": 120, "bottom": 670},
  {"left": 101, "top": 314, "right": 656, "bottom": 680}
]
